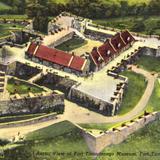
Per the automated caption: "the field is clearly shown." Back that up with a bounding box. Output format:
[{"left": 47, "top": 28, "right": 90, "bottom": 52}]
[
  {"left": 136, "top": 55, "right": 160, "bottom": 73},
  {"left": 94, "top": 16, "right": 160, "bottom": 35},
  {"left": 97, "top": 119, "right": 160, "bottom": 160},
  {"left": 118, "top": 71, "right": 146, "bottom": 115},
  {"left": 134, "top": 55, "right": 160, "bottom": 112},
  {"left": 7, "top": 78, "right": 45, "bottom": 95},
  {"left": 0, "top": 14, "right": 27, "bottom": 20},
  {"left": 52, "top": 0, "right": 70, "bottom": 4},
  {"left": 135, "top": 55, "right": 160, "bottom": 112},
  {"left": 146, "top": 80, "right": 160, "bottom": 112},
  {"left": 3, "top": 121, "right": 91, "bottom": 160}
]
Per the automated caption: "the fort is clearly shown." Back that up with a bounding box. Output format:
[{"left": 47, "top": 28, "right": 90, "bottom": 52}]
[
  {"left": 0, "top": 11, "right": 160, "bottom": 158},
  {"left": 0, "top": 13, "right": 160, "bottom": 117},
  {"left": 0, "top": 61, "right": 64, "bottom": 116}
]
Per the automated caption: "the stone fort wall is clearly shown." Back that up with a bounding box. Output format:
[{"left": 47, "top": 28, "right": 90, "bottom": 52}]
[
  {"left": 82, "top": 112, "right": 160, "bottom": 154},
  {"left": 69, "top": 74, "right": 128, "bottom": 116},
  {"left": 49, "top": 31, "right": 74, "bottom": 48},
  {"left": 0, "top": 93, "right": 64, "bottom": 116},
  {"left": 6, "top": 61, "right": 42, "bottom": 80},
  {"left": 69, "top": 86, "right": 114, "bottom": 116}
]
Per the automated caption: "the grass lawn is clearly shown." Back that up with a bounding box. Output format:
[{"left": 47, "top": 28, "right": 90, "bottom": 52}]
[
  {"left": 56, "top": 36, "right": 88, "bottom": 52},
  {"left": 118, "top": 71, "right": 146, "bottom": 115},
  {"left": 4, "top": 121, "right": 91, "bottom": 160},
  {"left": 80, "top": 123, "right": 116, "bottom": 131},
  {"left": 26, "top": 121, "right": 79, "bottom": 140},
  {"left": 7, "top": 78, "right": 44, "bottom": 95},
  {"left": 136, "top": 55, "right": 160, "bottom": 112},
  {"left": 97, "top": 119, "right": 160, "bottom": 160},
  {"left": 136, "top": 55, "right": 160, "bottom": 73},
  {"left": 0, "top": 14, "right": 27, "bottom": 20},
  {"left": 146, "top": 80, "right": 160, "bottom": 112},
  {"left": 135, "top": 55, "right": 160, "bottom": 112},
  {"left": 26, "top": 121, "right": 91, "bottom": 159},
  {"left": 51, "top": 0, "right": 70, "bottom": 4},
  {"left": 0, "top": 23, "right": 24, "bottom": 38},
  {"left": 93, "top": 16, "right": 160, "bottom": 35}
]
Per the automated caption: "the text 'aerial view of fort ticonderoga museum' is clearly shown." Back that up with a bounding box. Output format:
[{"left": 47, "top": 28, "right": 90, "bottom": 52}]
[{"left": 0, "top": 0, "right": 160, "bottom": 160}]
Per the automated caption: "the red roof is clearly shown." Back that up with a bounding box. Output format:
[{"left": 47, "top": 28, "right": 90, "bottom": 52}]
[
  {"left": 121, "top": 30, "right": 135, "bottom": 45},
  {"left": 98, "top": 40, "right": 116, "bottom": 63},
  {"left": 27, "top": 43, "right": 86, "bottom": 72},
  {"left": 27, "top": 42, "right": 37, "bottom": 55},
  {"left": 90, "top": 30, "right": 135, "bottom": 67},
  {"left": 111, "top": 33, "right": 126, "bottom": 52},
  {"left": 90, "top": 48, "right": 102, "bottom": 66},
  {"left": 35, "top": 45, "right": 72, "bottom": 67},
  {"left": 70, "top": 56, "right": 86, "bottom": 71}
]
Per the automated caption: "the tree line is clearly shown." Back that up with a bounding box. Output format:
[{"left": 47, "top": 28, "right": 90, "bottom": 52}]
[{"left": 1, "top": 0, "right": 160, "bottom": 19}]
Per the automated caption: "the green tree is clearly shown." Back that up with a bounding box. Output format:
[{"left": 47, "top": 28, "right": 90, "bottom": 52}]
[
  {"left": 149, "top": 0, "right": 160, "bottom": 15},
  {"left": 27, "top": 0, "right": 49, "bottom": 33},
  {"left": 132, "top": 21, "right": 145, "bottom": 32}
]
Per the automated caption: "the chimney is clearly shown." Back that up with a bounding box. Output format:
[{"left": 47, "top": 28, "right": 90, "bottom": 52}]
[
  {"left": 104, "top": 38, "right": 110, "bottom": 44},
  {"left": 92, "top": 47, "right": 98, "bottom": 52},
  {"left": 115, "top": 32, "right": 121, "bottom": 37}
]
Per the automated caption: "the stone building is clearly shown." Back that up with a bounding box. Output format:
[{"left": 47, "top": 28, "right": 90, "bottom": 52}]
[
  {"left": 89, "top": 30, "right": 135, "bottom": 71},
  {"left": 0, "top": 61, "right": 65, "bottom": 116},
  {"left": 25, "top": 42, "right": 90, "bottom": 76}
]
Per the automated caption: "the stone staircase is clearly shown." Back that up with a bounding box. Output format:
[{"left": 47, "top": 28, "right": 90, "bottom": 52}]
[
  {"left": 73, "top": 29, "right": 86, "bottom": 40},
  {"left": 28, "top": 71, "right": 46, "bottom": 83},
  {"left": 0, "top": 71, "right": 5, "bottom": 93}
]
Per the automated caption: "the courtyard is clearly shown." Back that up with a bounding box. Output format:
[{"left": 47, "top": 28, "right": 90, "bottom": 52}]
[
  {"left": 71, "top": 38, "right": 103, "bottom": 56},
  {"left": 7, "top": 78, "right": 45, "bottom": 95},
  {"left": 55, "top": 36, "right": 88, "bottom": 53}
]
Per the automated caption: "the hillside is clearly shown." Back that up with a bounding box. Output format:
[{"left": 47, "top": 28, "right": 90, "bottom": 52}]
[{"left": 4, "top": 121, "right": 91, "bottom": 160}]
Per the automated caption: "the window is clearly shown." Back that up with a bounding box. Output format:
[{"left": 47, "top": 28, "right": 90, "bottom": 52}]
[
  {"left": 98, "top": 57, "right": 102, "bottom": 62},
  {"left": 107, "top": 50, "right": 111, "bottom": 55},
  {"left": 118, "top": 43, "right": 121, "bottom": 48},
  {"left": 127, "top": 37, "right": 130, "bottom": 41}
]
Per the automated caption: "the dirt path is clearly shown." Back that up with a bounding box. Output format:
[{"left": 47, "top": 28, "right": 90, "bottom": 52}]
[{"left": 0, "top": 117, "right": 64, "bottom": 141}]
